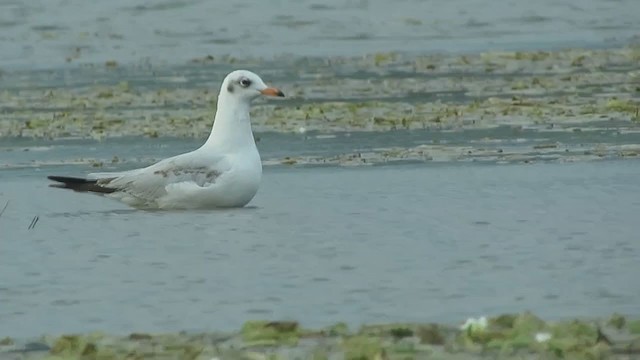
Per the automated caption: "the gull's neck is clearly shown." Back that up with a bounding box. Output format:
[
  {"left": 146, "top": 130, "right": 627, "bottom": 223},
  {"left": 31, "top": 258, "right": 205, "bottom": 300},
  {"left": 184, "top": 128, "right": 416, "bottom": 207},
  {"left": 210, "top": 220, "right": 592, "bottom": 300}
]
[{"left": 203, "top": 92, "right": 256, "bottom": 152}]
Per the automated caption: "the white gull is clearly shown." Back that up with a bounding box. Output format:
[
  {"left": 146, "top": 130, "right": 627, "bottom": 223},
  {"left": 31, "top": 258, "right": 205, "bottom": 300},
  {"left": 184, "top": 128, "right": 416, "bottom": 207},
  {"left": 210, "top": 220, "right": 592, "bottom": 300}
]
[{"left": 47, "top": 70, "right": 285, "bottom": 209}]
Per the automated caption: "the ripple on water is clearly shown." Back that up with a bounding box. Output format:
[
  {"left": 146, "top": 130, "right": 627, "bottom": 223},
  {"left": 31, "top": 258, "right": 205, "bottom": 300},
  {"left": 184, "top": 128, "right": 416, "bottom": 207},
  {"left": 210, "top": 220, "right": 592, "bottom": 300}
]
[{"left": 1, "top": 158, "right": 640, "bottom": 337}]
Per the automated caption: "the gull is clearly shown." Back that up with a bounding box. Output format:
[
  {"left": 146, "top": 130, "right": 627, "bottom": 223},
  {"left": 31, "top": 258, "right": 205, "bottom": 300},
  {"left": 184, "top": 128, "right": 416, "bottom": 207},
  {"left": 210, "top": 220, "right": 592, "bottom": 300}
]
[{"left": 47, "top": 70, "right": 285, "bottom": 209}]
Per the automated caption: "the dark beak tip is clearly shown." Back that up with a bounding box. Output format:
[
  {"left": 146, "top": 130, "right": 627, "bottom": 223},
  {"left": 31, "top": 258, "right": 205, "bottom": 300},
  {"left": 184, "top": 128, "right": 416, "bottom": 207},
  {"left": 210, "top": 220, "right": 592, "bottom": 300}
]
[{"left": 277, "top": 90, "right": 285, "bottom": 97}]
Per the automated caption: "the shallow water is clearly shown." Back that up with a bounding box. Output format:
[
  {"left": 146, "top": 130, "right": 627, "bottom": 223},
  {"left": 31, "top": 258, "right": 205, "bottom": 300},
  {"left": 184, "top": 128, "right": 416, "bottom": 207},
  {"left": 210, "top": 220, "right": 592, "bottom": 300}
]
[
  {"left": 1, "top": 142, "right": 639, "bottom": 338},
  {"left": 1, "top": 0, "right": 639, "bottom": 342},
  {"left": 0, "top": 0, "right": 637, "bottom": 69}
]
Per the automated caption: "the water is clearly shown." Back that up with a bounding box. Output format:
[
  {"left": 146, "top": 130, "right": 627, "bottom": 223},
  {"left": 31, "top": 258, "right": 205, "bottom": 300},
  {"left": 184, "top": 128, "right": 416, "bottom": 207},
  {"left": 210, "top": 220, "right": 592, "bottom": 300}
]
[
  {"left": 0, "top": 0, "right": 638, "bottom": 70},
  {"left": 1, "top": 0, "right": 639, "bottom": 341},
  {"left": 1, "top": 145, "right": 640, "bottom": 338}
]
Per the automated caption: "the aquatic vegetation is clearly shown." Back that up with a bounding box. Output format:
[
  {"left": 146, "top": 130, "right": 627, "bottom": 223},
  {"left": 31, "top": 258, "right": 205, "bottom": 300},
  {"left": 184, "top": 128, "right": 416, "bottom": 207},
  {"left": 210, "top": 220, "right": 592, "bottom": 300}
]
[
  {"left": 629, "top": 320, "right": 640, "bottom": 335},
  {"left": 607, "top": 314, "right": 626, "bottom": 330},
  {"left": 416, "top": 324, "right": 447, "bottom": 345},
  {"left": 371, "top": 52, "right": 396, "bottom": 66},
  {"left": 128, "top": 333, "right": 153, "bottom": 341},
  {"left": 105, "top": 60, "right": 118, "bottom": 68},
  {"left": 281, "top": 157, "right": 298, "bottom": 165},
  {"left": 451, "top": 312, "right": 629, "bottom": 358},
  {"left": 1, "top": 46, "right": 638, "bottom": 139},
  {"left": 388, "top": 327, "right": 414, "bottom": 339},
  {"left": 460, "top": 316, "right": 488, "bottom": 333},
  {"left": 2, "top": 312, "right": 638, "bottom": 359},
  {"left": 571, "top": 55, "right": 587, "bottom": 67},
  {"left": 241, "top": 321, "right": 300, "bottom": 346},
  {"left": 49, "top": 334, "right": 100, "bottom": 357},
  {"left": 341, "top": 335, "right": 384, "bottom": 360},
  {"left": 606, "top": 98, "right": 640, "bottom": 119},
  {"left": 326, "top": 322, "right": 350, "bottom": 337}
]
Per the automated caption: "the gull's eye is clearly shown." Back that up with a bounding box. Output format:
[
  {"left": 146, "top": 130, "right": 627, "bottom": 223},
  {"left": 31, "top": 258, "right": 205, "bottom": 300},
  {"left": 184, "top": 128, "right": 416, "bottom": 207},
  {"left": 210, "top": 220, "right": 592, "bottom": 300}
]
[{"left": 239, "top": 78, "right": 252, "bottom": 88}]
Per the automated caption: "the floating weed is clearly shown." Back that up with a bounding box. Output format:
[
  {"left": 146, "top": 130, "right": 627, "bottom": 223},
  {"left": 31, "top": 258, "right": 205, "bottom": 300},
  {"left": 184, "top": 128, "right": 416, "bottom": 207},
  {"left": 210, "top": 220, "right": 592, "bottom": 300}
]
[
  {"left": 128, "top": 333, "right": 153, "bottom": 341},
  {"left": 453, "top": 312, "right": 548, "bottom": 354},
  {"left": 1, "top": 46, "right": 639, "bottom": 152},
  {"left": 117, "top": 81, "right": 130, "bottom": 92},
  {"left": 372, "top": 52, "right": 396, "bottom": 66},
  {"left": 359, "top": 323, "right": 415, "bottom": 338},
  {"left": 311, "top": 347, "right": 330, "bottom": 360},
  {"left": 571, "top": 55, "right": 587, "bottom": 67},
  {"left": 579, "top": 105, "right": 599, "bottom": 115},
  {"left": 489, "top": 313, "right": 518, "bottom": 329},
  {"left": 606, "top": 98, "right": 639, "bottom": 113},
  {"left": 96, "top": 89, "right": 114, "bottom": 99},
  {"left": 7, "top": 313, "right": 640, "bottom": 359},
  {"left": 628, "top": 320, "right": 640, "bottom": 334},
  {"left": 241, "top": 321, "right": 300, "bottom": 346},
  {"left": 416, "top": 324, "right": 446, "bottom": 345},
  {"left": 342, "top": 336, "right": 384, "bottom": 360},
  {"left": 607, "top": 313, "right": 626, "bottom": 330},
  {"left": 326, "top": 322, "right": 349, "bottom": 337},
  {"left": 105, "top": 60, "right": 118, "bottom": 68},
  {"left": 515, "top": 51, "right": 550, "bottom": 61},
  {"left": 50, "top": 335, "right": 90, "bottom": 356},
  {"left": 388, "top": 338, "right": 417, "bottom": 354},
  {"left": 281, "top": 157, "right": 297, "bottom": 165},
  {"left": 511, "top": 80, "right": 529, "bottom": 90},
  {"left": 389, "top": 327, "right": 413, "bottom": 339},
  {"left": 511, "top": 311, "right": 547, "bottom": 335},
  {"left": 550, "top": 319, "right": 596, "bottom": 342}
]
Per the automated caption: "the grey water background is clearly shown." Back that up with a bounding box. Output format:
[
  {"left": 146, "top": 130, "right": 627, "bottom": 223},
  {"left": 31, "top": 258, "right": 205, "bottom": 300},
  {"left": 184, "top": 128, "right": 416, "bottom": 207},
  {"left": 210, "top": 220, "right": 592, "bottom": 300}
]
[
  {"left": 0, "top": 0, "right": 638, "bottom": 70},
  {"left": 2, "top": 151, "right": 640, "bottom": 339},
  {"left": 1, "top": 0, "right": 640, "bottom": 339},
  {"left": 2, "top": 137, "right": 640, "bottom": 339}
]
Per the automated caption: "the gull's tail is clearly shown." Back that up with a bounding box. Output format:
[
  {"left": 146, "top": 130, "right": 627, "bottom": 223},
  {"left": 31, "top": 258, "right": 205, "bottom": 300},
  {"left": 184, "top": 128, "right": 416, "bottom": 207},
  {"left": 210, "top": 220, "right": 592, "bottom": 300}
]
[{"left": 47, "top": 176, "right": 116, "bottom": 194}]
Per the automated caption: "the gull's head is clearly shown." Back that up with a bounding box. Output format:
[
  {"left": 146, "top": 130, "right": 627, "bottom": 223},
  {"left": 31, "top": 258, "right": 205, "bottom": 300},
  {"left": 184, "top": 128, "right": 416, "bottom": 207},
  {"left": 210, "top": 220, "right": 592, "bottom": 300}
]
[{"left": 221, "top": 70, "right": 285, "bottom": 102}]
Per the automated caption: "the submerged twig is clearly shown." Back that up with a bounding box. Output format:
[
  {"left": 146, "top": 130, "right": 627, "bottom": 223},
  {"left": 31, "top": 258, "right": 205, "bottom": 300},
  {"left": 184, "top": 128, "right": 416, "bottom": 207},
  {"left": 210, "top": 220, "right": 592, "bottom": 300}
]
[
  {"left": 0, "top": 200, "right": 8, "bottom": 218},
  {"left": 28, "top": 215, "right": 39, "bottom": 230}
]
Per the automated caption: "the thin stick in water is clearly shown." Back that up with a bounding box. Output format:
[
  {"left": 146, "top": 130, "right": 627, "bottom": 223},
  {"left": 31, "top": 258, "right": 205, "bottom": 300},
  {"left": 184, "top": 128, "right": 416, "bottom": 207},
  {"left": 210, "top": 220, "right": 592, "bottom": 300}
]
[
  {"left": 0, "top": 200, "right": 9, "bottom": 218},
  {"left": 28, "top": 215, "right": 39, "bottom": 230}
]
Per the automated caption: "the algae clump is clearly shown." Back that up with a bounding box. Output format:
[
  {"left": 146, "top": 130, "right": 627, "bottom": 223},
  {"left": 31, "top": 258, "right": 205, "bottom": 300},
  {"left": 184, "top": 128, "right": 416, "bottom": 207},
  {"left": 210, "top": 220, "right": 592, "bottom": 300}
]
[
  {"left": 416, "top": 324, "right": 446, "bottom": 345},
  {"left": 607, "top": 313, "right": 626, "bottom": 330},
  {"left": 628, "top": 319, "right": 640, "bottom": 335},
  {"left": 49, "top": 334, "right": 108, "bottom": 359},
  {"left": 455, "top": 312, "right": 547, "bottom": 354},
  {"left": 342, "top": 335, "right": 384, "bottom": 360},
  {"left": 241, "top": 321, "right": 300, "bottom": 346},
  {"left": 606, "top": 98, "right": 639, "bottom": 114},
  {"left": 326, "top": 322, "right": 350, "bottom": 337}
]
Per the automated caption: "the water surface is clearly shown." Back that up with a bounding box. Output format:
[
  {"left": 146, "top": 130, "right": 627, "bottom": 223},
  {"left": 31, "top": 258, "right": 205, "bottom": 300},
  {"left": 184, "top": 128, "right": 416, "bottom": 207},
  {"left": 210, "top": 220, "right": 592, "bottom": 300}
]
[
  {"left": 0, "top": 0, "right": 637, "bottom": 70},
  {"left": 1, "top": 0, "right": 639, "bottom": 341},
  {"left": 1, "top": 153, "right": 639, "bottom": 339}
]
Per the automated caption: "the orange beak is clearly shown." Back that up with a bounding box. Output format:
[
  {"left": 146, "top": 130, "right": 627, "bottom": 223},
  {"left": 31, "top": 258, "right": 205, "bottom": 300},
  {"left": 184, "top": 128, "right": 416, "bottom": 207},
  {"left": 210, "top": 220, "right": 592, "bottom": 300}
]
[{"left": 260, "top": 87, "right": 285, "bottom": 97}]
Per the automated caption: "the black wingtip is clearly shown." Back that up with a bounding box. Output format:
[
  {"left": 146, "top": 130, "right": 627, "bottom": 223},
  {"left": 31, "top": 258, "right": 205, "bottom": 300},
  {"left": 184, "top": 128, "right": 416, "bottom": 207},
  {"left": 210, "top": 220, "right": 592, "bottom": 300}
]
[
  {"left": 48, "top": 175, "right": 92, "bottom": 184},
  {"left": 47, "top": 175, "right": 116, "bottom": 194}
]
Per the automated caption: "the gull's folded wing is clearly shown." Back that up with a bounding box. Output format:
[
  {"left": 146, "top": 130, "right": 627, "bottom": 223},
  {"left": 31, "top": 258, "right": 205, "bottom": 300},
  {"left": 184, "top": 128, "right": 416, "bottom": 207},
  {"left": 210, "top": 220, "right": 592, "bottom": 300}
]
[{"left": 49, "top": 152, "right": 229, "bottom": 202}]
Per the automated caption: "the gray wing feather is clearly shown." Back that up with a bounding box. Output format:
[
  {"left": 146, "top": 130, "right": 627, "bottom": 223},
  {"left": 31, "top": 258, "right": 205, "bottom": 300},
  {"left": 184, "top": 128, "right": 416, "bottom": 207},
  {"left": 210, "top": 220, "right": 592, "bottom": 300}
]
[{"left": 88, "top": 153, "right": 228, "bottom": 201}]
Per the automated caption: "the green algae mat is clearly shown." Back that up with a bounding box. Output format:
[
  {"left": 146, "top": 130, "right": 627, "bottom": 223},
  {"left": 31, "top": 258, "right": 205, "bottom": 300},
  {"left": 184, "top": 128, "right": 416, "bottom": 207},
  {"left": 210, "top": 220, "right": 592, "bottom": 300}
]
[{"left": 1, "top": 312, "right": 639, "bottom": 359}]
